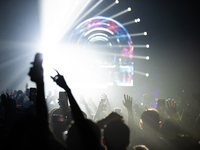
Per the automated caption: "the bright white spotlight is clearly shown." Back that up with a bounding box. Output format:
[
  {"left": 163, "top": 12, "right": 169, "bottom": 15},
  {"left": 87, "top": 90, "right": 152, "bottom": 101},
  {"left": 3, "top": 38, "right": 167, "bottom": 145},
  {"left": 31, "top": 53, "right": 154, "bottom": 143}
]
[
  {"left": 146, "top": 44, "right": 150, "bottom": 48},
  {"left": 146, "top": 56, "right": 150, "bottom": 60},
  {"left": 115, "top": 0, "right": 119, "bottom": 4},
  {"left": 39, "top": 0, "right": 92, "bottom": 44},
  {"left": 137, "top": 18, "right": 140, "bottom": 22},
  {"left": 127, "top": 7, "right": 131, "bottom": 11},
  {"left": 144, "top": 32, "right": 147, "bottom": 36},
  {"left": 134, "top": 19, "right": 138, "bottom": 23},
  {"left": 145, "top": 73, "right": 149, "bottom": 77}
]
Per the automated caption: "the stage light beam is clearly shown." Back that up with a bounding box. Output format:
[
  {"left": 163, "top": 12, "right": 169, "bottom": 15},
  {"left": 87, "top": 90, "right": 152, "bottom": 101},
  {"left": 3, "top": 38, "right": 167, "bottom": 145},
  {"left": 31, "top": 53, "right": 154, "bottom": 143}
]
[
  {"left": 94, "top": 1, "right": 119, "bottom": 16},
  {"left": 39, "top": 0, "right": 92, "bottom": 45},
  {"left": 109, "top": 32, "right": 148, "bottom": 40},
  {"left": 134, "top": 71, "right": 150, "bottom": 77},
  {"left": 123, "top": 18, "right": 140, "bottom": 26},
  {"left": 74, "top": 0, "right": 103, "bottom": 25},
  {"left": 130, "top": 32, "right": 147, "bottom": 37},
  {"left": 110, "top": 7, "right": 131, "bottom": 19}
]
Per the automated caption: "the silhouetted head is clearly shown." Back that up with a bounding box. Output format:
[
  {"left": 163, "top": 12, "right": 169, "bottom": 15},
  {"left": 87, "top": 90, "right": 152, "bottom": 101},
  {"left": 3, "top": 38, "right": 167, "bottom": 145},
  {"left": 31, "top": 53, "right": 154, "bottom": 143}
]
[
  {"left": 133, "top": 145, "right": 149, "bottom": 150},
  {"left": 140, "top": 108, "right": 161, "bottom": 133},
  {"left": 103, "top": 121, "right": 130, "bottom": 150},
  {"left": 66, "top": 119, "right": 103, "bottom": 150}
]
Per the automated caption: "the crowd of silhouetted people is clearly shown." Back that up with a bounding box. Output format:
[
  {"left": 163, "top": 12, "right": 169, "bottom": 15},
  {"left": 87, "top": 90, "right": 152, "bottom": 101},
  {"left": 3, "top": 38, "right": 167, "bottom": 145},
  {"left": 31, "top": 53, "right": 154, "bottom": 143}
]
[{"left": 0, "top": 53, "right": 200, "bottom": 150}]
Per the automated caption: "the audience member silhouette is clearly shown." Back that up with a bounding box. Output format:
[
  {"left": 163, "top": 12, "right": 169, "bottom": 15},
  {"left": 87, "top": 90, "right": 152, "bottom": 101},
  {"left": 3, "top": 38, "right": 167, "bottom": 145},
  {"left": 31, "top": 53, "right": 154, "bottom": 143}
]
[
  {"left": 48, "top": 92, "right": 72, "bottom": 144},
  {"left": 0, "top": 52, "right": 200, "bottom": 150},
  {"left": 133, "top": 108, "right": 165, "bottom": 150},
  {"left": 51, "top": 69, "right": 104, "bottom": 150},
  {"left": 103, "top": 120, "right": 130, "bottom": 150}
]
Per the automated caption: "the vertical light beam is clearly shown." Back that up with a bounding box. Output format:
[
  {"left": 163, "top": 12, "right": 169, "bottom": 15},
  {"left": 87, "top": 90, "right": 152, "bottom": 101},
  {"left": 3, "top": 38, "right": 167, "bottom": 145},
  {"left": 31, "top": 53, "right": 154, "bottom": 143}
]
[{"left": 39, "top": 0, "right": 92, "bottom": 44}]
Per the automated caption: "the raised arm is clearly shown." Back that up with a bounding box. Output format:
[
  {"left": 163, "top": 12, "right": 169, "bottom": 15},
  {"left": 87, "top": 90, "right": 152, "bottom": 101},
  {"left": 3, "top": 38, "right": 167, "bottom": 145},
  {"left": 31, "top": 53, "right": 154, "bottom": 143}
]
[
  {"left": 94, "top": 100, "right": 106, "bottom": 121},
  {"left": 51, "top": 70, "right": 84, "bottom": 123},
  {"left": 122, "top": 94, "right": 135, "bottom": 136},
  {"left": 28, "top": 53, "right": 48, "bottom": 133}
]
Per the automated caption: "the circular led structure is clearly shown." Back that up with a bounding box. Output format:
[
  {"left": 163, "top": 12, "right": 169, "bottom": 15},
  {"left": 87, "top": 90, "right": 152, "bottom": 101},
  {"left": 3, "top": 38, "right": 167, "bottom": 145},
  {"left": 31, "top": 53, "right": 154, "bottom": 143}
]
[
  {"left": 70, "top": 16, "right": 134, "bottom": 65},
  {"left": 69, "top": 16, "right": 134, "bottom": 86}
]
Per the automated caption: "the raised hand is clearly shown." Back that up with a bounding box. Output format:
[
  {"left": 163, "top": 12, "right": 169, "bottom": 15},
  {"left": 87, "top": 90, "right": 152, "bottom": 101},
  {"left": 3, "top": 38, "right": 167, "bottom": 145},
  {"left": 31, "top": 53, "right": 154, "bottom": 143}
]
[
  {"left": 122, "top": 94, "right": 133, "bottom": 111},
  {"left": 51, "top": 69, "right": 68, "bottom": 90},
  {"left": 51, "top": 68, "right": 85, "bottom": 122},
  {"left": 28, "top": 53, "right": 43, "bottom": 83},
  {"left": 98, "top": 100, "right": 107, "bottom": 112},
  {"left": 101, "top": 93, "right": 108, "bottom": 100},
  {"left": 166, "top": 99, "right": 178, "bottom": 119},
  {"left": 101, "top": 93, "right": 111, "bottom": 112},
  {"left": 122, "top": 94, "right": 134, "bottom": 131},
  {"left": 94, "top": 99, "right": 107, "bottom": 121}
]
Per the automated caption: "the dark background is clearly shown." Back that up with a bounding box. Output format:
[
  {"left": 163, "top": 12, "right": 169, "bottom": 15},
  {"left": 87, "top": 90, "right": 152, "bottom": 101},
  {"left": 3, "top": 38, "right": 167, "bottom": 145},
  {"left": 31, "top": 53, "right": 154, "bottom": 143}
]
[{"left": 0, "top": 0, "right": 200, "bottom": 101}]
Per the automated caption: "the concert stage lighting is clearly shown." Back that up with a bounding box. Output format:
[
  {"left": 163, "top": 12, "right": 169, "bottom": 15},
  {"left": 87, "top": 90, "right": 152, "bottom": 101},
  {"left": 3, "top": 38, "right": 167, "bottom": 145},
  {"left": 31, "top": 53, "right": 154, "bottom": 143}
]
[
  {"left": 110, "top": 7, "right": 132, "bottom": 19},
  {"left": 115, "top": 0, "right": 119, "bottom": 4},
  {"left": 127, "top": 7, "right": 131, "bottom": 11},
  {"left": 94, "top": 0, "right": 119, "bottom": 16}
]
